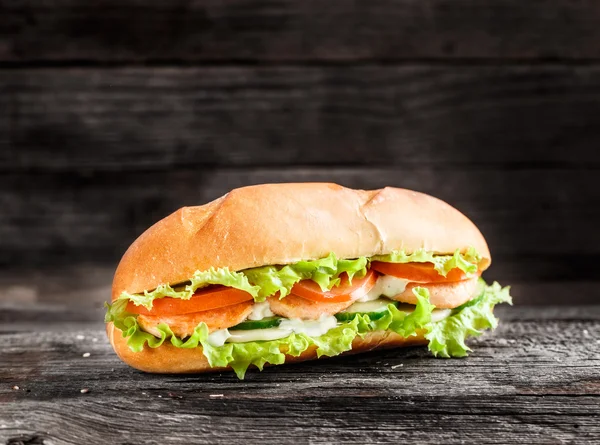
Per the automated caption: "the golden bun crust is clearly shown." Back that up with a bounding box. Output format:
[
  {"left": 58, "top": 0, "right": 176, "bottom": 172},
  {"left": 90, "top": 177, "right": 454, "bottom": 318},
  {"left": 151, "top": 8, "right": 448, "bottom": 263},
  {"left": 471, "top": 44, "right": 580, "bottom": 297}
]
[
  {"left": 112, "top": 183, "right": 490, "bottom": 300},
  {"left": 107, "top": 322, "right": 428, "bottom": 374}
]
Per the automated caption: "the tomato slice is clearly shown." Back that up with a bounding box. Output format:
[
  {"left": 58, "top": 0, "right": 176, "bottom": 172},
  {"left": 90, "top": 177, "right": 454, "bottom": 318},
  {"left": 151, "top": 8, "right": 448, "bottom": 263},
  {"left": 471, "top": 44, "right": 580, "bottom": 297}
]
[
  {"left": 126, "top": 286, "right": 254, "bottom": 316},
  {"left": 290, "top": 270, "right": 377, "bottom": 303},
  {"left": 370, "top": 261, "right": 470, "bottom": 283}
]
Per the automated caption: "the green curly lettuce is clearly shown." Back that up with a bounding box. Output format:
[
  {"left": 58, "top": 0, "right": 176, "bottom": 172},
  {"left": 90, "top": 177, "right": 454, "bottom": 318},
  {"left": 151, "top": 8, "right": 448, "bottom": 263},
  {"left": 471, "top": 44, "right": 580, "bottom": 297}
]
[
  {"left": 244, "top": 252, "right": 369, "bottom": 300},
  {"left": 372, "top": 247, "right": 481, "bottom": 277},
  {"left": 106, "top": 280, "right": 510, "bottom": 379},
  {"left": 114, "top": 249, "right": 481, "bottom": 310},
  {"left": 118, "top": 253, "right": 369, "bottom": 309},
  {"left": 106, "top": 287, "right": 435, "bottom": 379},
  {"left": 121, "top": 267, "right": 261, "bottom": 310},
  {"left": 425, "top": 280, "right": 512, "bottom": 358}
]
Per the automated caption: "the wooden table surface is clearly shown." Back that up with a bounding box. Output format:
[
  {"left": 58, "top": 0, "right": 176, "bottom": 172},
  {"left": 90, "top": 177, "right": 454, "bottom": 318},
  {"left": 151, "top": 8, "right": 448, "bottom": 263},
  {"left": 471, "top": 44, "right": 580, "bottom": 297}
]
[{"left": 1, "top": 305, "right": 599, "bottom": 444}]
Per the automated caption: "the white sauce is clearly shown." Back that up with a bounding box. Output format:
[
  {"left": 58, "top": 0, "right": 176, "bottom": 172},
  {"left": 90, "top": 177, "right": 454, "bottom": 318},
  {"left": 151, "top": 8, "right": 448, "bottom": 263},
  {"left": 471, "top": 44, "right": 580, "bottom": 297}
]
[
  {"left": 431, "top": 309, "right": 452, "bottom": 323},
  {"left": 228, "top": 327, "right": 293, "bottom": 343},
  {"left": 209, "top": 315, "right": 338, "bottom": 345},
  {"left": 344, "top": 298, "right": 452, "bottom": 323},
  {"left": 343, "top": 298, "right": 391, "bottom": 313},
  {"left": 207, "top": 285, "right": 453, "bottom": 347},
  {"left": 247, "top": 301, "right": 275, "bottom": 320},
  {"left": 279, "top": 314, "right": 338, "bottom": 337},
  {"left": 358, "top": 275, "right": 409, "bottom": 302},
  {"left": 207, "top": 329, "right": 231, "bottom": 347}
]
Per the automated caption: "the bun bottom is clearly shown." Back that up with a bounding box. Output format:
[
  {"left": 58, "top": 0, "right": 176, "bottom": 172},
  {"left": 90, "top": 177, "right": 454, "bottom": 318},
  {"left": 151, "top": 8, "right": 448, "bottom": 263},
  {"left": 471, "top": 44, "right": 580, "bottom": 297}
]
[{"left": 107, "top": 323, "right": 428, "bottom": 374}]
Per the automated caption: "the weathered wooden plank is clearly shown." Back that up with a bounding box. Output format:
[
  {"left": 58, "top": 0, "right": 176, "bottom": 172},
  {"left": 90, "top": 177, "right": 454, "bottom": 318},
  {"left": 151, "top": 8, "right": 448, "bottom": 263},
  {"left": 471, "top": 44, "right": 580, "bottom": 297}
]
[
  {"left": 2, "top": 0, "right": 600, "bottom": 62},
  {"left": 1, "top": 308, "right": 599, "bottom": 444},
  {"left": 2, "top": 167, "right": 598, "bottom": 258},
  {"left": 2, "top": 66, "right": 600, "bottom": 171}
]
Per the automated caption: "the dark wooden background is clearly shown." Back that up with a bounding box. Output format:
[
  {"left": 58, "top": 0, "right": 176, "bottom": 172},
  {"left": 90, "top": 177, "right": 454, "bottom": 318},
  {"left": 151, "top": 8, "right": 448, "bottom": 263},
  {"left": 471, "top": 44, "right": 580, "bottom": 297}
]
[
  {"left": 2, "top": 3, "right": 600, "bottom": 445},
  {"left": 2, "top": 0, "right": 600, "bottom": 314}
]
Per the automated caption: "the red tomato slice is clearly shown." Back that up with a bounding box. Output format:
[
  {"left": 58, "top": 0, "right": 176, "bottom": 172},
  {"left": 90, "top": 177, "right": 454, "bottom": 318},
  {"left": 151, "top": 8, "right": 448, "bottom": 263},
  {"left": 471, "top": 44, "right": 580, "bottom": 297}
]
[
  {"left": 126, "top": 286, "right": 254, "bottom": 316},
  {"left": 370, "top": 261, "right": 470, "bottom": 283},
  {"left": 290, "top": 270, "right": 377, "bottom": 303}
]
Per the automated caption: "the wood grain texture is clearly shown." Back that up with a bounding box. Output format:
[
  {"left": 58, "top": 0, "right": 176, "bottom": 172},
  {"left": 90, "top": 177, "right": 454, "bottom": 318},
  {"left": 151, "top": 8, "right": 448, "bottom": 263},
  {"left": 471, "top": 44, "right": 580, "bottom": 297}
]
[
  {"left": 3, "top": 66, "right": 600, "bottom": 171},
  {"left": 2, "top": 0, "right": 600, "bottom": 62},
  {"left": 2, "top": 165, "right": 598, "bottom": 275},
  {"left": 1, "top": 306, "right": 599, "bottom": 444}
]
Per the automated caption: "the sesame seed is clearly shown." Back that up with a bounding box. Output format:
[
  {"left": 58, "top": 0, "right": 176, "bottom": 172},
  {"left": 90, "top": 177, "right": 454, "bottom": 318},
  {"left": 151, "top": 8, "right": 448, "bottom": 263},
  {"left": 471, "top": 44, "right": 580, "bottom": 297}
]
[
  {"left": 80, "top": 388, "right": 89, "bottom": 394},
  {"left": 82, "top": 353, "right": 91, "bottom": 358}
]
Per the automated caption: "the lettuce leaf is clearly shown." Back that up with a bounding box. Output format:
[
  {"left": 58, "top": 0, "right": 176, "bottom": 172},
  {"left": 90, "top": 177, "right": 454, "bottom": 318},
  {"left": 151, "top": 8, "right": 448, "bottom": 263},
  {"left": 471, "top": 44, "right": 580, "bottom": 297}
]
[
  {"left": 106, "top": 286, "right": 435, "bottom": 379},
  {"left": 311, "top": 317, "right": 362, "bottom": 358},
  {"left": 121, "top": 267, "right": 261, "bottom": 310},
  {"left": 243, "top": 252, "right": 368, "bottom": 300},
  {"left": 107, "top": 276, "right": 511, "bottom": 380},
  {"left": 114, "top": 249, "right": 481, "bottom": 309},
  {"left": 425, "top": 280, "right": 512, "bottom": 358},
  {"left": 372, "top": 247, "right": 481, "bottom": 277}
]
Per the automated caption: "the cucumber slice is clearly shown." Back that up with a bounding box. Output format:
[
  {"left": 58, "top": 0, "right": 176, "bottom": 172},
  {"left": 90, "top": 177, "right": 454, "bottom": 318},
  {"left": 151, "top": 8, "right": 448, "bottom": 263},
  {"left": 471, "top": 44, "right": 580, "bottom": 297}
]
[
  {"left": 231, "top": 317, "right": 283, "bottom": 330},
  {"left": 335, "top": 310, "right": 388, "bottom": 322},
  {"left": 334, "top": 298, "right": 452, "bottom": 323},
  {"left": 335, "top": 299, "right": 398, "bottom": 322}
]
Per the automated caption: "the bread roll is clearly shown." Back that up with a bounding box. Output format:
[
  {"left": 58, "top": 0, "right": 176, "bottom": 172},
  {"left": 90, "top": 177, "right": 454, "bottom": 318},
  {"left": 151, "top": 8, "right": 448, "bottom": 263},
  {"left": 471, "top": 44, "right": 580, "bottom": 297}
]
[
  {"left": 108, "top": 183, "right": 490, "bottom": 375},
  {"left": 112, "top": 183, "right": 490, "bottom": 300}
]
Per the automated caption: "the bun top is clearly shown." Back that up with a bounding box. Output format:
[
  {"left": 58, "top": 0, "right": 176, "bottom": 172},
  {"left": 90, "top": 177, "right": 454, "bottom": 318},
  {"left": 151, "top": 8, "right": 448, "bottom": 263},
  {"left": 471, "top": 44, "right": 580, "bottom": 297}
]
[{"left": 112, "top": 183, "right": 490, "bottom": 300}]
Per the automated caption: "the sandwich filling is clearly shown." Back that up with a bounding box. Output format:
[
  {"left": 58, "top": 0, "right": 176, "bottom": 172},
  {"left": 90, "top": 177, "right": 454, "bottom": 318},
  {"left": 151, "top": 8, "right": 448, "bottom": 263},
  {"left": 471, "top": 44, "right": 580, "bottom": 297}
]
[{"left": 105, "top": 248, "right": 511, "bottom": 379}]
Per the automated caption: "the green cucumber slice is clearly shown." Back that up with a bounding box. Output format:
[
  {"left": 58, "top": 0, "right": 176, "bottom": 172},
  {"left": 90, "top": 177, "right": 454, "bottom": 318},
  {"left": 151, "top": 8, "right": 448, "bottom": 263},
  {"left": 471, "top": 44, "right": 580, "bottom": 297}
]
[
  {"left": 335, "top": 299, "right": 399, "bottom": 322},
  {"left": 335, "top": 310, "right": 388, "bottom": 322},
  {"left": 231, "top": 317, "right": 283, "bottom": 330}
]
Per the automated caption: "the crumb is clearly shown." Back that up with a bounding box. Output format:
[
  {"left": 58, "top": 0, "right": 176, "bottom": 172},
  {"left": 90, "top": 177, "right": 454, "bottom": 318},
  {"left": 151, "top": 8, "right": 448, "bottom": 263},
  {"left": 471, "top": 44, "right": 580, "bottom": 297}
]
[
  {"left": 583, "top": 330, "right": 589, "bottom": 336},
  {"left": 12, "top": 385, "right": 19, "bottom": 390},
  {"left": 209, "top": 394, "right": 224, "bottom": 398},
  {"left": 158, "top": 395, "right": 162, "bottom": 398},
  {"left": 80, "top": 388, "right": 89, "bottom": 394},
  {"left": 391, "top": 364, "right": 404, "bottom": 369},
  {"left": 76, "top": 335, "right": 85, "bottom": 340},
  {"left": 82, "top": 352, "right": 91, "bottom": 358}
]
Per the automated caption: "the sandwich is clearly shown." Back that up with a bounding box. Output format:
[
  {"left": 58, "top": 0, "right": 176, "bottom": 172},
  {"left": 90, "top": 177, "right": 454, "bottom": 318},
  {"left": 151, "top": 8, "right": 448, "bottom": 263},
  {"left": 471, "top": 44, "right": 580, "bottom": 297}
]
[{"left": 105, "top": 183, "right": 511, "bottom": 379}]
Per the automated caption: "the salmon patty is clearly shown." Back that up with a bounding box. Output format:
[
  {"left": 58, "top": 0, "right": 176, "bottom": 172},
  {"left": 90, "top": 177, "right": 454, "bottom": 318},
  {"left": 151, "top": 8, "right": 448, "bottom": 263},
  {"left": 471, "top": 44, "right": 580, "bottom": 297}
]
[
  {"left": 387, "top": 276, "right": 479, "bottom": 309},
  {"left": 138, "top": 300, "right": 253, "bottom": 338},
  {"left": 268, "top": 294, "right": 355, "bottom": 320}
]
